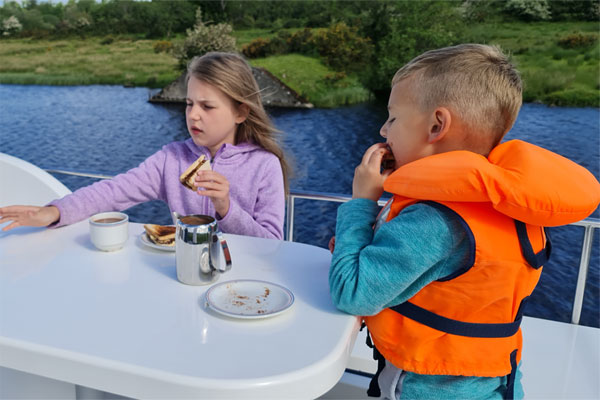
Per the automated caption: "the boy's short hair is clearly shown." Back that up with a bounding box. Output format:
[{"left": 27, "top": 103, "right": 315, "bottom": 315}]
[{"left": 392, "top": 44, "right": 522, "bottom": 153}]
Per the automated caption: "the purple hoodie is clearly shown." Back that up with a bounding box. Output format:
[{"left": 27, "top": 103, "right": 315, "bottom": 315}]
[{"left": 49, "top": 139, "right": 285, "bottom": 239}]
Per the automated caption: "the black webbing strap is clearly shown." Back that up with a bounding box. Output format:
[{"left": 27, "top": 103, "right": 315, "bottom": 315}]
[
  {"left": 505, "top": 349, "right": 518, "bottom": 399},
  {"left": 390, "top": 301, "right": 522, "bottom": 338},
  {"left": 364, "top": 327, "right": 385, "bottom": 397},
  {"left": 515, "top": 221, "right": 552, "bottom": 269}
]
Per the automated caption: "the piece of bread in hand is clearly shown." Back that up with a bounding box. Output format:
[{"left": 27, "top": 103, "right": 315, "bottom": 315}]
[
  {"left": 144, "top": 224, "right": 176, "bottom": 246},
  {"left": 179, "top": 155, "right": 211, "bottom": 191}
]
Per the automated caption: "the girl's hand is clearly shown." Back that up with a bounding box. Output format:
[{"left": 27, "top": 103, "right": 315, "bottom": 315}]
[
  {"left": 194, "top": 170, "right": 231, "bottom": 218},
  {"left": 352, "top": 143, "right": 392, "bottom": 201},
  {"left": 0, "top": 205, "right": 60, "bottom": 231}
]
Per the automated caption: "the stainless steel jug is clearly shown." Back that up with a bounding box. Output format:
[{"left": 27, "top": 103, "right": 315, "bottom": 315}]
[{"left": 175, "top": 215, "right": 232, "bottom": 285}]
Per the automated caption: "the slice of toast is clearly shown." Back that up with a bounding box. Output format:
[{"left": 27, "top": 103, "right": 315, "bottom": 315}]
[
  {"left": 179, "top": 155, "right": 211, "bottom": 191},
  {"left": 144, "top": 224, "right": 176, "bottom": 246}
]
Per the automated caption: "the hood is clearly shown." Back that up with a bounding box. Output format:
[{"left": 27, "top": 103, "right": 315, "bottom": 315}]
[
  {"left": 383, "top": 140, "right": 600, "bottom": 227},
  {"left": 184, "top": 139, "right": 263, "bottom": 164}
]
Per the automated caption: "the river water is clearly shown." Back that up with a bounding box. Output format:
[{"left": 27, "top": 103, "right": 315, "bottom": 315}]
[{"left": 1, "top": 84, "right": 598, "bottom": 327}]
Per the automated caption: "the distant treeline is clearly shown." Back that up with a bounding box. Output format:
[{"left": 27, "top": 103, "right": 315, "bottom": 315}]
[{"left": 1, "top": 0, "right": 598, "bottom": 39}]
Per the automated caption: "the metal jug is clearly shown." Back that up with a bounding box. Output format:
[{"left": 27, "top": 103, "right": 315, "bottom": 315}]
[{"left": 175, "top": 214, "right": 232, "bottom": 285}]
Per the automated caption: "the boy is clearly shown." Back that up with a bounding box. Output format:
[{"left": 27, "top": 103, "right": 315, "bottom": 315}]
[{"left": 329, "top": 44, "right": 600, "bottom": 399}]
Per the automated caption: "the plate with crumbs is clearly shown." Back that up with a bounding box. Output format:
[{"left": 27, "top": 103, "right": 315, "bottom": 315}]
[{"left": 205, "top": 280, "right": 294, "bottom": 319}]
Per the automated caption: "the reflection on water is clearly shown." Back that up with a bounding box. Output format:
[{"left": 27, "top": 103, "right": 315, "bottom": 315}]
[{"left": 0, "top": 84, "right": 598, "bottom": 327}]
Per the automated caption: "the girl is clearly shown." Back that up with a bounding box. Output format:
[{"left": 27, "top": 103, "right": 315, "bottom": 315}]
[{"left": 0, "top": 52, "right": 289, "bottom": 239}]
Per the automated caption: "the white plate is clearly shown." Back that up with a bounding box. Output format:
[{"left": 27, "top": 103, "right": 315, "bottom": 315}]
[
  {"left": 205, "top": 280, "right": 294, "bottom": 319},
  {"left": 139, "top": 232, "right": 175, "bottom": 252}
]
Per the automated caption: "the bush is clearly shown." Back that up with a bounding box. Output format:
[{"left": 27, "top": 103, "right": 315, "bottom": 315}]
[
  {"left": 503, "top": 0, "right": 551, "bottom": 21},
  {"left": 241, "top": 28, "right": 318, "bottom": 59},
  {"left": 153, "top": 40, "right": 173, "bottom": 53},
  {"left": 287, "top": 28, "right": 314, "bottom": 54},
  {"left": 173, "top": 8, "right": 236, "bottom": 70},
  {"left": 2, "top": 15, "right": 22, "bottom": 36},
  {"left": 242, "top": 37, "right": 275, "bottom": 58},
  {"left": 557, "top": 32, "right": 598, "bottom": 49},
  {"left": 311, "top": 22, "right": 373, "bottom": 72}
]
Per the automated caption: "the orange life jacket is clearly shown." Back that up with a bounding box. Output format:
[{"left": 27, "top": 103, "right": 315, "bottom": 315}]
[{"left": 364, "top": 140, "right": 600, "bottom": 377}]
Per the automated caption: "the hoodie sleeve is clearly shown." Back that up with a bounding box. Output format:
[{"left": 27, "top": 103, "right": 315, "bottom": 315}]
[
  {"left": 329, "top": 199, "right": 469, "bottom": 316},
  {"left": 47, "top": 148, "right": 168, "bottom": 227},
  {"left": 217, "top": 155, "right": 285, "bottom": 239}
]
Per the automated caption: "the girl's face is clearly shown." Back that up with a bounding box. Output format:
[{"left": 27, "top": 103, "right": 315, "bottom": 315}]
[{"left": 185, "top": 76, "right": 247, "bottom": 156}]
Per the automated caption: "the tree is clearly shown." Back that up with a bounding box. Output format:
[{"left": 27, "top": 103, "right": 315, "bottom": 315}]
[{"left": 357, "top": 1, "right": 465, "bottom": 94}]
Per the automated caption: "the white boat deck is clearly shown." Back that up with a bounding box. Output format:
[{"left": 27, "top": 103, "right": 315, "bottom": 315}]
[{"left": 320, "top": 316, "right": 600, "bottom": 399}]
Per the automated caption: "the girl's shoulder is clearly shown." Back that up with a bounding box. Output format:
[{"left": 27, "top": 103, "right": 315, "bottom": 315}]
[{"left": 221, "top": 142, "right": 279, "bottom": 163}]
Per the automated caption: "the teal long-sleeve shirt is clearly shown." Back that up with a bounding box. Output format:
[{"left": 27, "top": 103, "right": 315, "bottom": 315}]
[{"left": 329, "top": 198, "right": 523, "bottom": 400}]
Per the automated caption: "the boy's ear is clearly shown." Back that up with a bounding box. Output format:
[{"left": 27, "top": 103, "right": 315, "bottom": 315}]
[
  {"left": 235, "top": 103, "right": 250, "bottom": 124},
  {"left": 428, "top": 107, "right": 452, "bottom": 144}
]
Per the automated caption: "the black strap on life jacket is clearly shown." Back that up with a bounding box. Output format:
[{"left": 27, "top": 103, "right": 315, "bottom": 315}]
[
  {"left": 364, "top": 326, "right": 386, "bottom": 397},
  {"left": 515, "top": 220, "right": 552, "bottom": 269},
  {"left": 505, "top": 349, "right": 518, "bottom": 399},
  {"left": 363, "top": 325, "right": 386, "bottom": 398},
  {"left": 389, "top": 301, "right": 522, "bottom": 338}
]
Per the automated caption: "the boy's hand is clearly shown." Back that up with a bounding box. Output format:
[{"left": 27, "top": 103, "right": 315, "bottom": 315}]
[
  {"left": 0, "top": 205, "right": 60, "bottom": 231},
  {"left": 194, "top": 170, "right": 231, "bottom": 218},
  {"left": 352, "top": 143, "right": 392, "bottom": 201}
]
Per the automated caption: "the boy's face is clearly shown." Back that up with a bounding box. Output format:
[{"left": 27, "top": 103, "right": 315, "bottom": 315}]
[{"left": 380, "top": 79, "right": 432, "bottom": 168}]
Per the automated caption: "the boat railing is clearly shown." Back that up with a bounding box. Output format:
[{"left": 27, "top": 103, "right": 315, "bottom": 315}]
[{"left": 45, "top": 169, "right": 599, "bottom": 325}]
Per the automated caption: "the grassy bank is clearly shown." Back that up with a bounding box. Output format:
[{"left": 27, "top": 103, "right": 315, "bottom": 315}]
[
  {"left": 251, "top": 54, "right": 371, "bottom": 107},
  {"left": 0, "top": 21, "right": 598, "bottom": 107},
  {"left": 0, "top": 36, "right": 179, "bottom": 88},
  {"left": 468, "top": 21, "right": 599, "bottom": 107}
]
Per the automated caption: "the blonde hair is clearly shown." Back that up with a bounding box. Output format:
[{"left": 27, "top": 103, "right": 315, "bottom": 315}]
[
  {"left": 392, "top": 44, "right": 522, "bottom": 153},
  {"left": 187, "top": 52, "right": 290, "bottom": 193}
]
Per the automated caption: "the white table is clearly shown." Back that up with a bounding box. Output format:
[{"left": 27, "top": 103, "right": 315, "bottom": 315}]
[{"left": 0, "top": 221, "right": 360, "bottom": 399}]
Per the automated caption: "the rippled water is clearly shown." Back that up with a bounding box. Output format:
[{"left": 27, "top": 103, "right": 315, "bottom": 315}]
[{"left": 1, "top": 84, "right": 598, "bottom": 327}]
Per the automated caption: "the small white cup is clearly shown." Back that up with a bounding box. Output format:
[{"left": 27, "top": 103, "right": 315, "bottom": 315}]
[{"left": 89, "top": 212, "right": 129, "bottom": 251}]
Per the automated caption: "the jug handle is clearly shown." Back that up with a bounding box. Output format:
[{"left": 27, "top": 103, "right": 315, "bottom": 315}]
[{"left": 215, "top": 231, "right": 232, "bottom": 272}]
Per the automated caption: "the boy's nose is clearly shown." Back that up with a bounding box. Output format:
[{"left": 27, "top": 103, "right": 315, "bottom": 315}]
[{"left": 380, "top": 125, "right": 387, "bottom": 138}]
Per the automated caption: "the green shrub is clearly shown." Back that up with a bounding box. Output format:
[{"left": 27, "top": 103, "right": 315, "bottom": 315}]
[
  {"left": 173, "top": 7, "right": 236, "bottom": 70},
  {"left": 153, "top": 40, "right": 173, "bottom": 54},
  {"left": 557, "top": 32, "right": 598, "bottom": 49},
  {"left": 503, "top": 0, "right": 551, "bottom": 21},
  {"left": 311, "top": 22, "right": 373, "bottom": 72},
  {"left": 287, "top": 28, "right": 314, "bottom": 54},
  {"left": 241, "top": 37, "right": 273, "bottom": 58}
]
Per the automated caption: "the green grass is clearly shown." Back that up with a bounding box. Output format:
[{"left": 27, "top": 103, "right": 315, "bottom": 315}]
[
  {"left": 232, "top": 28, "right": 277, "bottom": 46},
  {"left": 250, "top": 54, "right": 371, "bottom": 107},
  {"left": 0, "top": 37, "right": 179, "bottom": 88},
  {"left": 466, "top": 21, "right": 599, "bottom": 107}
]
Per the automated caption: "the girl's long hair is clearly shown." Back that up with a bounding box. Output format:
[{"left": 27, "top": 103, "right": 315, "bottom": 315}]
[{"left": 187, "top": 52, "right": 291, "bottom": 194}]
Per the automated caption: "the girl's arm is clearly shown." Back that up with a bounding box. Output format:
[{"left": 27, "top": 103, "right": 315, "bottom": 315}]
[
  {"left": 329, "top": 199, "right": 468, "bottom": 316},
  {"left": 217, "top": 156, "right": 285, "bottom": 240},
  {"left": 48, "top": 149, "right": 168, "bottom": 227}
]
